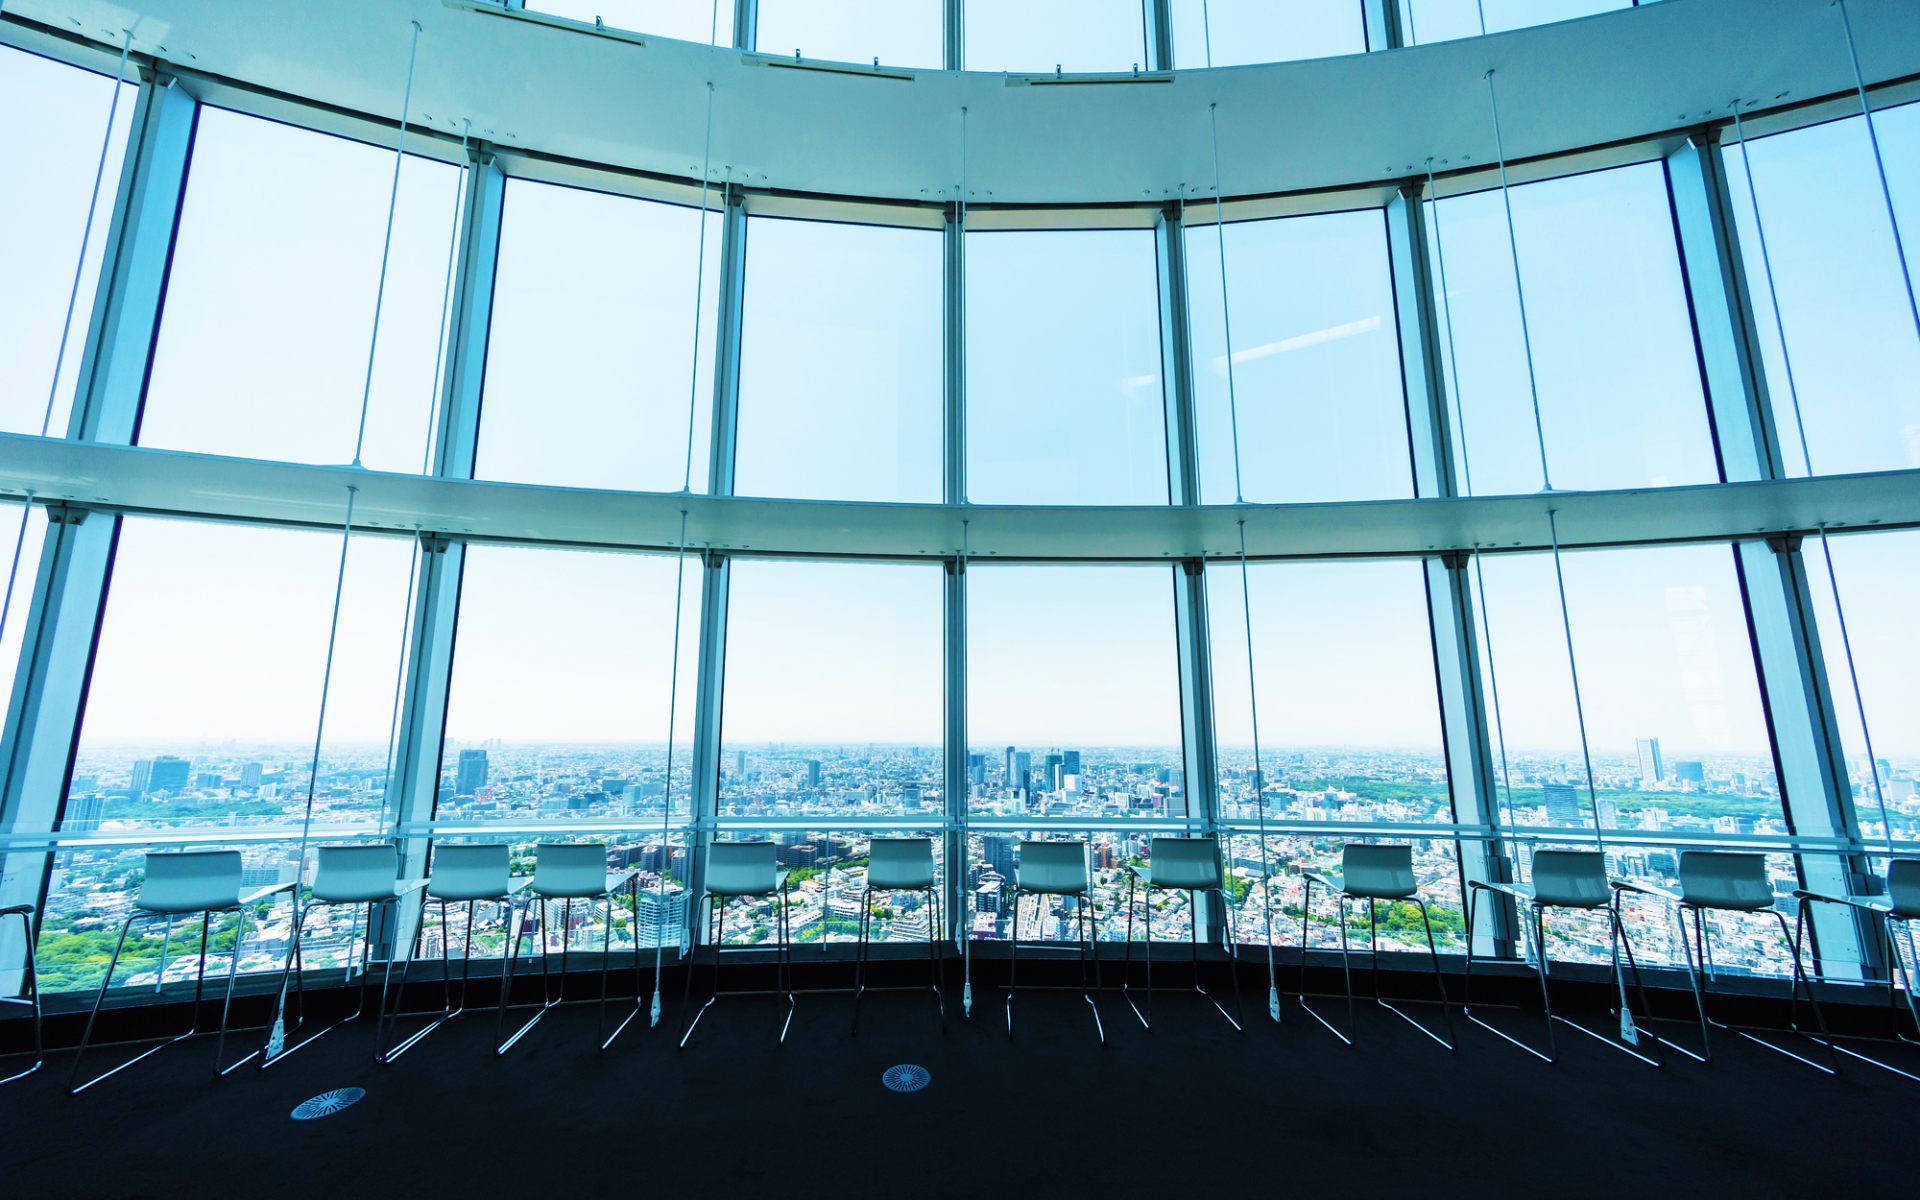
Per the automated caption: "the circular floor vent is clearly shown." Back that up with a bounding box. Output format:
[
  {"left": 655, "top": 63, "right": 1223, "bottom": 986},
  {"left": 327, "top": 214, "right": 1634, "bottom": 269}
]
[
  {"left": 881, "top": 1064, "right": 931, "bottom": 1093},
  {"left": 291, "top": 1087, "right": 366, "bottom": 1120}
]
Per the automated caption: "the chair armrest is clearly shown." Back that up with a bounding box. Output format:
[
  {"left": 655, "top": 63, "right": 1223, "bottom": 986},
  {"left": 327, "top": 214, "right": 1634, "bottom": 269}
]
[
  {"left": 775, "top": 869, "right": 792, "bottom": 891},
  {"left": 1793, "top": 888, "right": 1885, "bottom": 914},
  {"left": 238, "top": 880, "right": 297, "bottom": 905},
  {"left": 396, "top": 878, "right": 429, "bottom": 897},
  {"left": 506, "top": 876, "right": 534, "bottom": 894},
  {"left": 606, "top": 869, "right": 640, "bottom": 893},
  {"left": 1469, "top": 879, "right": 1534, "bottom": 903},
  {"left": 1612, "top": 879, "right": 1680, "bottom": 903},
  {"left": 1302, "top": 869, "right": 1340, "bottom": 892}
]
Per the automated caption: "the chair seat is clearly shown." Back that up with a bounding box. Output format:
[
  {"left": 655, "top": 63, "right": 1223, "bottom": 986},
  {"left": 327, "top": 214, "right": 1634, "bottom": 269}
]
[
  {"left": 314, "top": 881, "right": 419, "bottom": 904},
  {"left": 1316, "top": 872, "right": 1418, "bottom": 902},
  {"left": 1141, "top": 837, "right": 1222, "bottom": 891},
  {"left": 708, "top": 869, "right": 789, "bottom": 898},
  {"left": 1887, "top": 859, "right": 1920, "bottom": 920},
  {"left": 1016, "top": 841, "right": 1090, "bottom": 895},
  {"left": 533, "top": 872, "right": 633, "bottom": 900},
  {"left": 1529, "top": 849, "right": 1611, "bottom": 909},
  {"left": 429, "top": 879, "right": 518, "bottom": 902},
  {"left": 1678, "top": 851, "right": 1775, "bottom": 912},
  {"left": 866, "top": 837, "right": 937, "bottom": 890}
]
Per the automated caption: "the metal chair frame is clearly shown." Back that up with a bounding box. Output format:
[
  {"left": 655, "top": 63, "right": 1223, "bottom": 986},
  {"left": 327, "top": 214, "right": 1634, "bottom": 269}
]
[
  {"left": 68, "top": 879, "right": 294, "bottom": 1094},
  {"left": 1005, "top": 845, "right": 1106, "bottom": 1046},
  {"left": 1298, "top": 867, "right": 1456, "bottom": 1052},
  {"left": 1615, "top": 878, "right": 1839, "bottom": 1075},
  {"left": 1121, "top": 863, "right": 1244, "bottom": 1034},
  {"left": 1462, "top": 879, "right": 1662, "bottom": 1066},
  {"left": 495, "top": 872, "right": 643, "bottom": 1056},
  {"left": 678, "top": 873, "right": 795, "bottom": 1050},
  {"left": 260, "top": 873, "right": 425, "bottom": 1069},
  {"left": 850, "top": 875, "right": 946, "bottom": 1036},
  {"left": 1790, "top": 884, "right": 1920, "bottom": 1083},
  {"left": 379, "top": 877, "right": 533, "bottom": 1063},
  {"left": 0, "top": 904, "right": 43, "bottom": 1085}
]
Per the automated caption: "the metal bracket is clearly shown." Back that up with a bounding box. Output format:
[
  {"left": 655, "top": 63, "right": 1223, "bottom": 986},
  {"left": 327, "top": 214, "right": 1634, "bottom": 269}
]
[
  {"left": 1765, "top": 532, "right": 1805, "bottom": 555},
  {"left": 420, "top": 533, "right": 454, "bottom": 555},
  {"left": 40, "top": 501, "right": 91, "bottom": 527},
  {"left": 1179, "top": 558, "right": 1204, "bottom": 578},
  {"left": 700, "top": 547, "right": 726, "bottom": 570},
  {"left": 945, "top": 556, "right": 965, "bottom": 577},
  {"left": 1438, "top": 548, "right": 1474, "bottom": 570}
]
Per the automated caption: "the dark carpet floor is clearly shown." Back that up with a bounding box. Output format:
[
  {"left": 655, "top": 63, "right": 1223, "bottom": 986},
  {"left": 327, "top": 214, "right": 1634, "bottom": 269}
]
[{"left": 0, "top": 976, "right": 1910, "bottom": 1199}]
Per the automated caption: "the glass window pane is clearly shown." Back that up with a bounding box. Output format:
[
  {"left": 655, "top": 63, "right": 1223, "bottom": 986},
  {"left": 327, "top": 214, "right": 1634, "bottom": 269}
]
[
  {"left": 1805, "top": 531, "right": 1920, "bottom": 847},
  {"left": 136, "top": 108, "right": 462, "bottom": 472},
  {"left": 439, "top": 544, "right": 701, "bottom": 823},
  {"left": 0, "top": 46, "right": 135, "bottom": 437},
  {"left": 964, "top": 0, "right": 1149, "bottom": 72},
  {"left": 719, "top": 559, "right": 944, "bottom": 817},
  {"left": 1431, "top": 163, "right": 1716, "bottom": 494},
  {"left": 756, "top": 0, "right": 943, "bottom": 66},
  {"left": 1208, "top": 559, "right": 1450, "bottom": 822},
  {"left": 1723, "top": 103, "right": 1920, "bottom": 477},
  {"left": 531, "top": 0, "right": 735, "bottom": 43},
  {"left": 476, "top": 180, "right": 719, "bottom": 492},
  {"left": 966, "top": 230, "right": 1167, "bottom": 504},
  {"left": 735, "top": 218, "right": 942, "bottom": 502},
  {"left": 1399, "top": 0, "right": 1630, "bottom": 44},
  {"left": 967, "top": 565, "right": 1185, "bottom": 817},
  {"left": 1170, "top": 0, "right": 1366, "bottom": 66},
  {"left": 0, "top": 504, "right": 49, "bottom": 735},
  {"left": 68, "top": 518, "right": 415, "bottom": 832},
  {"left": 1185, "top": 210, "right": 1412, "bottom": 502}
]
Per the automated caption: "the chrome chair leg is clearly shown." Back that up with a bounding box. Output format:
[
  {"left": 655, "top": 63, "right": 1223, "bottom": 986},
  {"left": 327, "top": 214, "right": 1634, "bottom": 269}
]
[
  {"left": 1005, "top": 893, "right": 1020, "bottom": 1039},
  {"left": 777, "top": 883, "right": 795, "bottom": 1046},
  {"left": 678, "top": 896, "right": 729, "bottom": 1050},
  {"left": 0, "top": 907, "right": 44, "bottom": 1085},
  {"left": 498, "top": 897, "right": 567, "bottom": 1056},
  {"left": 1123, "top": 871, "right": 1152, "bottom": 1031},
  {"left": 1079, "top": 892, "right": 1105, "bottom": 1046},
  {"left": 930, "top": 883, "right": 947, "bottom": 1032},
  {"left": 851, "top": 887, "right": 872, "bottom": 1036},
  {"left": 1296, "top": 878, "right": 1356, "bottom": 1047},
  {"left": 600, "top": 879, "right": 646, "bottom": 1051},
  {"left": 263, "top": 897, "right": 397, "bottom": 1069},
  {"left": 1206, "top": 887, "right": 1246, "bottom": 1031}
]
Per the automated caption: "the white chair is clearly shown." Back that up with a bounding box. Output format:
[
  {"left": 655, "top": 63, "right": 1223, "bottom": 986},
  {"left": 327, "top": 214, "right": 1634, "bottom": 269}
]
[
  {"left": 0, "top": 902, "right": 42, "bottom": 1084},
  {"left": 850, "top": 837, "right": 945, "bottom": 1035},
  {"left": 1617, "top": 850, "right": 1836, "bottom": 1074},
  {"left": 1007, "top": 839, "right": 1105, "bottom": 1045},
  {"left": 1792, "top": 857, "right": 1920, "bottom": 1082},
  {"left": 679, "top": 841, "right": 794, "bottom": 1049},
  {"left": 68, "top": 850, "right": 294, "bottom": 1094},
  {"left": 1299, "top": 843, "right": 1455, "bottom": 1051},
  {"left": 261, "top": 843, "right": 424, "bottom": 1068},
  {"left": 495, "top": 842, "right": 642, "bottom": 1055},
  {"left": 1463, "top": 849, "right": 1660, "bottom": 1066},
  {"left": 1121, "top": 836, "right": 1243, "bottom": 1033},
  {"left": 378, "top": 843, "right": 531, "bottom": 1063}
]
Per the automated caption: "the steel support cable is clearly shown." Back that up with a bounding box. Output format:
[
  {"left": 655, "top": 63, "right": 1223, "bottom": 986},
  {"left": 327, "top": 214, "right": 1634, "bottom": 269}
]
[
  {"left": 1424, "top": 159, "right": 1517, "bottom": 837},
  {"left": 1729, "top": 104, "right": 1898, "bottom": 863},
  {"left": 652, "top": 11, "right": 722, "bottom": 1024},
  {"left": 958, "top": 519, "right": 973, "bottom": 1016},
  {"left": 1202, "top": 4, "right": 1280, "bottom": 1021},
  {"left": 1836, "top": 0, "right": 1920, "bottom": 354},
  {"left": 269, "top": 23, "right": 423, "bottom": 1054},
  {"left": 956, "top": 106, "right": 974, "bottom": 1017},
  {"left": 0, "top": 30, "right": 131, "bottom": 715}
]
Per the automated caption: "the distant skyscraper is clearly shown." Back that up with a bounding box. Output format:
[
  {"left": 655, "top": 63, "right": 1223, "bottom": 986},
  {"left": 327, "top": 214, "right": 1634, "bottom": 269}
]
[
  {"left": 734, "top": 750, "right": 748, "bottom": 777},
  {"left": 983, "top": 835, "right": 1016, "bottom": 881},
  {"left": 1044, "top": 753, "right": 1064, "bottom": 790},
  {"left": 136, "top": 755, "right": 190, "bottom": 795},
  {"left": 130, "top": 759, "right": 152, "bottom": 796},
  {"left": 1636, "top": 738, "right": 1665, "bottom": 786},
  {"left": 1013, "top": 751, "right": 1031, "bottom": 793},
  {"left": 1062, "top": 750, "right": 1080, "bottom": 776},
  {"left": 807, "top": 759, "right": 821, "bottom": 789},
  {"left": 65, "top": 793, "right": 105, "bottom": 832},
  {"left": 455, "top": 748, "right": 489, "bottom": 795},
  {"left": 240, "top": 762, "right": 263, "bottom": 789},
  {"left": 1673, "top": 760, "right": 1705, "bottom": 785},
  {"left": 1004, "top": 746, "right": 1015, "bottom": 786},
  {"left": 1542, "top": 783, "right": 1581, "bottom": 825}
]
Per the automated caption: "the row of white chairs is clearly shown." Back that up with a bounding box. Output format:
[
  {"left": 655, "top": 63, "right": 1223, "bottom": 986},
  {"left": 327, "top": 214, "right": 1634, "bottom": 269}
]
[{"left": 1, "top": 839, "right": 1915, "bottom": 1090}]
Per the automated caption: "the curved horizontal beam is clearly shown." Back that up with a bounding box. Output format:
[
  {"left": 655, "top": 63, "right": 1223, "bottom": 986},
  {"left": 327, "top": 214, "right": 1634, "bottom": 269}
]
[
  {"left": 3, "top": 434, "right": 1916, "bottom": 561},
  {"left": 7, "top": 0, "right": 1918, "bottom": 205}
]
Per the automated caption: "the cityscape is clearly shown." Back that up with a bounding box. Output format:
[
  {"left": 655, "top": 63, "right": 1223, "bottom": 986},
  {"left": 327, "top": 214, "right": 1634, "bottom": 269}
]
[{"left": 22, "top": 733, "right": 1919, "bottom": 993}]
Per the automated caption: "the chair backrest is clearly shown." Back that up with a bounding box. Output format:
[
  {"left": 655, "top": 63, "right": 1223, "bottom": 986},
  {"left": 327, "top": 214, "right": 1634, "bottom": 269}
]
[
  {"left": 1147, "top": 837, "right": 1221, "bottom": 891},
  {"left": 138, "top": 850, "right": 244, "bottom": 914},
  {"left": 1341, "top": 844, "right": 1416, "bottom": 900},
  {"left": 867, "top": 838, "right": 936, "bottom": 890},
  {"left": 1529, "top": 849, "right": 1609, "bottom": 909},
  {"left": 1016, "top": 840, "right": 1089, "bottom": 895},
  {"left": 1886, "top": 858, "right": 1920, "bottom": 919},
  {"left": 311, "top": 844, "right": 400, "bottom": 903},
  {"left": 532, "top": 843, "right": 611, "bottom": 898},
  {"left": 428, "top": 843, "right": 512, "bottom": 900},
  {"left": 1677, "top": 851, "right": 1774, "bottom": 911},
  {"left": 707, "top": 841, "right": 779, "bottom": 896}
]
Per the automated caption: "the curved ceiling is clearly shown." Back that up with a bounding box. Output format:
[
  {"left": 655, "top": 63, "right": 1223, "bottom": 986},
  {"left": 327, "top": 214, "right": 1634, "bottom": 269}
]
[{"left": 7, "top": 0, "right": 1920, "bottom": 204}]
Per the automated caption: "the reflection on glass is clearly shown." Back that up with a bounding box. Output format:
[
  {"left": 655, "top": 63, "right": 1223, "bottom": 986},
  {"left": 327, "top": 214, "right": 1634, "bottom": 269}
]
[
  {"left": 719, "top": 559, "right": 943, "bottom": 816},
  {"left": 966, "top": 230, "right": 1167, "bottom": 504},
  {"left": 1431, "top": 163, "right": 1715, "bottom": 494},
  {"left": 1207, "top": 559, "right": 1450, "bottom": 823},
  {"left": 137, "top": 109, "right": 462, "bottom": 472},
  {"left": 477, "top": 180, "right": 720, "bottom": 491},
  {"left": 967, "top": 565, "right": 1185, "bottom": 817},
  {"left": 1398, "top": 0, "right": 1630, "bottom": 44},
  {"left": 1170, "top": 0, "right": 1366, "bottom": 66},
  {"left": 1470, "top": 543, "right": 1788, "bottom": 975},
  {"left": 1185, "top": 210, "right": 1412, "bottom": 502},
  {"left": 440, "top": 544, "right": 701, "bottom": 823},
  {"left": 0, "top": 47, "right": 134, "bottom": 437},
  {"left": 531, "top": 0, "right": 735, "bottom": 43},
  {"left": 1723, "top": 103, "right": 1920, "bottom": 478},
  {"left": 964, "top": 0, "right": 1148, "bottom": 72},
  {"left": 735, "top": 218, "right": 942, "bottom": 502},
  {"left": 755, "top": 0, "right": 943, "bottom": 66}
]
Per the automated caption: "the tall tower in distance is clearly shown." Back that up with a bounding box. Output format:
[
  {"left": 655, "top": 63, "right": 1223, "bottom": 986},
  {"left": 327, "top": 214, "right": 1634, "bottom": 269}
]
[
  {"left": 1636, "top": 738, "right": 1664, "bottom": 787},
  {"left": 455, "top": 748, "right": 489, "bottom": 795}
]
